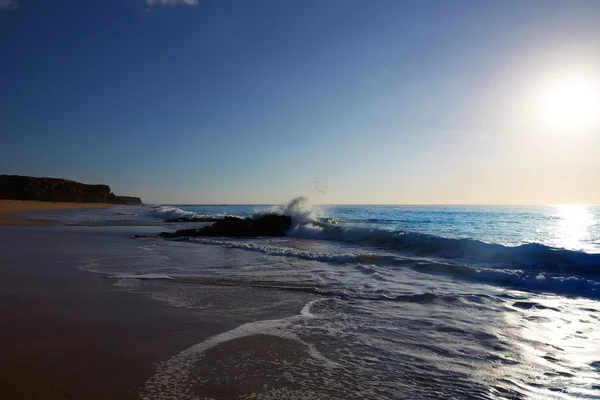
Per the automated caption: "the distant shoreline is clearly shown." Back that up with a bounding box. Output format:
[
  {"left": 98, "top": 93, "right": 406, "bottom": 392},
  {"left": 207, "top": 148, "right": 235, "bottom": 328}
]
[{"left": 0, "top": 200, "right": 114, "bottom": 226}]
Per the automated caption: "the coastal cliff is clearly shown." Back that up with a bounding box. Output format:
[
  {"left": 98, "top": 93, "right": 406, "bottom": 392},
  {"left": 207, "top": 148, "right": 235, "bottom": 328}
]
[
  {"left": 108, "top": 194, "right": 143, "bottom": 205},
  {"left": 0, "top": 175, "right": 142, "bottom": 204}
]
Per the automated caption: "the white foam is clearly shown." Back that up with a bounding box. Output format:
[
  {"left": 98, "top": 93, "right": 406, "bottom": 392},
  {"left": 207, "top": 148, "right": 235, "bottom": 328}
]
[
  {"left": 111, "top": 273, "right": 174, "bottom": 280},
  {"left": 112, "top": 279, "right": 138, "bottom": 288},
  {"left": 150, "top": 206, "right": 199, "bottom": 220},
  {"left": 139, "top": 299, "right": 331, "bottom": 399},
  {"left": 78, "top": 258, "right": 102, "bottom": 274},
  {"left": 469, "top": 267, "right": 600, "bottom": 298},
  {"left": 300, "top": 299, "right": 317, "bottom": 317},
  {"left": 255, "top": 196, "right": 323, "bottom": 226},
  {"left": 183, "top": 237, "right": 388, "bottom": 264}
]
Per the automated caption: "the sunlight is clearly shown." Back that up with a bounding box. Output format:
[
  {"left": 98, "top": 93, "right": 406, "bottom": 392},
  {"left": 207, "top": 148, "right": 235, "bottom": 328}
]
[
  {"left": 538, "top": 77, "right": 599, "bottom": 128},
  {"left": 507, "top": 297, "right": 600, "bottom": 398},
  {"left": 551, "top": 204, "right": 596, "bottom": 251}
]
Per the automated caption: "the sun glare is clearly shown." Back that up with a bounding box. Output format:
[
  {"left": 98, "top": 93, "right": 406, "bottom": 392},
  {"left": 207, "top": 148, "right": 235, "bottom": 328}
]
[{"left": 539, "top": 77, "right": 599, "bottom": 128}]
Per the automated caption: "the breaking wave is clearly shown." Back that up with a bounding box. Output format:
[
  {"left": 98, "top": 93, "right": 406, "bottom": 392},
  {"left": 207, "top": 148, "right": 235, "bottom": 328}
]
[
  {"left": 177, "top": 237, "right": 395, "bottom": 264},
  {"left": 150, "top": 206, "right": 200, "bottom": 220},
  {"left": 257, "top": 197, "right": 600, "bottom": 274},
  {"left": 255, "top": 196, "right": 324, "bottom": 225},
  {"left": 150, "top": 198, "right": 600, "bottom": 298},
  {"left": 287, "top": 223, "right": 600, "bottom": 273},
  {"left": 149, "top": 205, "right": 237, "bottom": 221},
  {"left": 411, "top": 262, "right": 600, "bottom": 298}
]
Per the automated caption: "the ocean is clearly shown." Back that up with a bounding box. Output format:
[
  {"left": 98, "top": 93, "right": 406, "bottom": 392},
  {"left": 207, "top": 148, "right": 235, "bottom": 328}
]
[{"left": 17, "top": 200, "right": 600, "bottom": 399}]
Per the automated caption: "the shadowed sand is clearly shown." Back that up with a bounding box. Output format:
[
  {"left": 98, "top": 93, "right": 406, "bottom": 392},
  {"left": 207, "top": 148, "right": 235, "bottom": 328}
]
[
  {"left": 0, "top": 200, "right": 113, "bottom": 226},
  {"left": 0, "top": 226, "right": 315, "bottom": 399}
]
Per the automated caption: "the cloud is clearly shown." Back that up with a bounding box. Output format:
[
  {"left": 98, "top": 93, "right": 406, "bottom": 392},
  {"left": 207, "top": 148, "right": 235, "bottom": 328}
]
[
  {"left": 0, "top": 0, "right": 18, "bottom": 10},
  {"left": 146, "top": 0, "right": 198, "bottom": 6}
]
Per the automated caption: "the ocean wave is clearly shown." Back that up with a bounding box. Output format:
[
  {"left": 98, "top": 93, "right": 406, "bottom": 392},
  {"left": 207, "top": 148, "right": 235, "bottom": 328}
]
[
  {"left": 106, "top": 273, "right": 458, "bottom": 302},
  {"left": 286, "top": 223, "right": 600, "bottom": 274},
  {"left": 177, "top": 237, "right": 395, "bottom": 264},
  {"left": 149, "top": 206, "right": 237, "bottom": 221},
  {"left": 344, "top": 218, "right": 402, "bottom": 224},
  {"left": 108, "top": 264, "right": 600, "bottom": 299},
  {"left": 175, "top": 238, "right": 600, "bottom": 298},
  {"left": 412, "top": 262, "right": 600, "bottom": 299},
  {"left": 112, "top": 273, "right": 175, "bottom": 280},
  {"left": 150, "top": 206, "right": 200, "bottom": 220},
  {"left": 254, "top": 196, "right": 323, "bottom": 226},
  {"left": 253, "top": 197, "right": 600, "bottom": 274},
  {"left": 289, "top": 288, "right": 458, "bottom": 302},
  {"left": 150, "top": 198, "right": 600, "bottom": 298}
]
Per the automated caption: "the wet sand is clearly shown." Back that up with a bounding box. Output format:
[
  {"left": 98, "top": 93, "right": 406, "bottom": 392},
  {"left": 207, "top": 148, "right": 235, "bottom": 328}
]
[
  {"left": 0, "top": 226, "right": 313, "bottom": 399},
  {"left": 0, "top": 244, "right": 215, "bottom": 399},
  {"left": 191, "top": 335, "right": 308, "bottom": 399},
  {"left": 0, "top": 200, "right": 113, "bottom": 226}
]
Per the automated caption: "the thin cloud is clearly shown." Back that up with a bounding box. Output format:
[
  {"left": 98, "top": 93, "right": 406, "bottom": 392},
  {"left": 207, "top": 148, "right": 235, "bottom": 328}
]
[
  {"left": 0, "top": 0, "right": 18, "bottom": 10},
  {"left": 146, "top": 0, "right": 198, "bottom": 6}
]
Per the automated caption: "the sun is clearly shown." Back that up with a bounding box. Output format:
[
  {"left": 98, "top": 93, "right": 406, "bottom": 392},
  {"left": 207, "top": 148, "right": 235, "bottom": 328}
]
[{"left": 539, "top": 77, "right": 599, "bottom": 128}]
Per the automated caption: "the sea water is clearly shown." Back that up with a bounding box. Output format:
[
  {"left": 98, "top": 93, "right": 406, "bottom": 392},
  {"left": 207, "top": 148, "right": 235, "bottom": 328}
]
[{"left": 18, "top": 200, "right": 600, "bottom": 399}]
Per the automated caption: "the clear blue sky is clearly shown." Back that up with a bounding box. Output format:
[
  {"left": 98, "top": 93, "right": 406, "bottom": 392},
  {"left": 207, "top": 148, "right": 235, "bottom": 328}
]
[{"left": 1, "top": 0, "right": 599, "bottom": 204}]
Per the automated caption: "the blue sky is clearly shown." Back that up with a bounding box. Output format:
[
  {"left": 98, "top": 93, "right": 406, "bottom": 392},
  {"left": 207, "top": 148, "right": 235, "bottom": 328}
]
[{"left": 1, "top": 0, "right": 599, "bottom": 204}]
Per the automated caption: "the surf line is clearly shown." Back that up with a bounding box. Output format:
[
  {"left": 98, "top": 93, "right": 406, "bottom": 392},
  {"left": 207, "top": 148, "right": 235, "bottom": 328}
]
[{"left": 138, "top": 298, "right": 335, "bottom": 400}]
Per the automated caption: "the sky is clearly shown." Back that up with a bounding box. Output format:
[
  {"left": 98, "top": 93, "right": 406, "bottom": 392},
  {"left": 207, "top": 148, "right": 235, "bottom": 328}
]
[{"left": 1, "top": 0, "right": 599, "bottom": 205}]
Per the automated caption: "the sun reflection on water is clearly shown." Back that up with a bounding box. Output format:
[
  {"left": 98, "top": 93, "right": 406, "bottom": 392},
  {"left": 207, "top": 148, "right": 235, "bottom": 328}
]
[
  {"left": 499, "top": 296, "right": 600, "bottom": 399},
  {"left": 549, "top": 205, "right": 597, "bottom": 252}
]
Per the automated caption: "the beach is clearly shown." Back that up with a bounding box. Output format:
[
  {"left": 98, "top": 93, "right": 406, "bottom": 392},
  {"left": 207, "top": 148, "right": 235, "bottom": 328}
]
[
  {"left": 1, "top": 203, "right": 599, "bottom": 399},
  {"left": 0, "top": 237, "right": 195, "bottom": 399},
  {"left": 4, "top": 0, "right": 600, "bottom": 398},
  {"left": 0, "top": 219, "right": 317, "bottom": 399},
  {"left": 0, "top": 200, "right": 113, "bottom": 226}
]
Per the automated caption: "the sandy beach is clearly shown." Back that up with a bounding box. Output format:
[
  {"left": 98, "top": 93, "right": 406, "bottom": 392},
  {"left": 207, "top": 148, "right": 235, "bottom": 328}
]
[
  {"left": 0, "top": 200, "right": 113, "bottom": 226},
  {"left": 2, "top": 203, "right": 598, "bottom": 399},
  {"left": 0, "top": 224, "right": 316, "bottom": 399}
]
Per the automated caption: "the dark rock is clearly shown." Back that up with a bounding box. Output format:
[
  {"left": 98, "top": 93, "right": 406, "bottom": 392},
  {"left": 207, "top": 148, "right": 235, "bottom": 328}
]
[
  {"left": 108, "top": 193, "right": 143, "bottom": 205},
  {"left": 0, "top": 175, "right": 111, "bottom": 203},
  {"left": 164, "top": 217, "right": 220, "bottom": 223},
  {"left": 0, "top": 175, "right": 143, "bottom": 204},
  {"left": 158, "top": 215, "right": 292, "bottom": 238}
]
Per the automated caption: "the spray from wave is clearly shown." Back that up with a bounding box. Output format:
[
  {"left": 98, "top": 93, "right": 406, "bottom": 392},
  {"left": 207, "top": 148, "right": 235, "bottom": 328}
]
[
  {"left": 148, "top": 198, "right": 600, "bottom": 297},
  {"left": 149, "top": 205, "right": 238, "bottom": 221},
  {"left": 255, "top": 196, "right": 324, "bottom": 226},
  {"left": 150, "top": 206, "right": 200, "bottom": 220},
  {"left": 250, "top": 197, "right": 600, "bottom": 280}
]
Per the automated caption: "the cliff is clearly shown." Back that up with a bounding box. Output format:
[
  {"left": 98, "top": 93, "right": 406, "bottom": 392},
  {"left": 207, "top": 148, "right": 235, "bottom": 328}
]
[
  {"left": 108, "top": 194, "right": 143, "bottom": 205},
  {"left": 0, "top": 175, "right": 142, "bottom": 204}
]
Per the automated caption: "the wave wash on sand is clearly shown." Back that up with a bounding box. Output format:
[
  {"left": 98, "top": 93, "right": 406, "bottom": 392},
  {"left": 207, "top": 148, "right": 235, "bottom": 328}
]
[{"left": 4, "top": 198, "right": 599, "bottom": 399}]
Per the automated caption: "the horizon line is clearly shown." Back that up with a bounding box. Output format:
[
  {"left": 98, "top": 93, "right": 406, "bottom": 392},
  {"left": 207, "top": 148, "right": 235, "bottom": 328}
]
[{"left": 155, "top": 202, "right": 600, "bottom": 207}]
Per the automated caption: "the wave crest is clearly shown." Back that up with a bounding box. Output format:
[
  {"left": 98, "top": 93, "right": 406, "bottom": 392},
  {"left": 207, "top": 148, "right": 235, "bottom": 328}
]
[
  {"left": 149, "top": 206, "right": 238, "bottom": 221},
  {"left": 287, "top": 222, "right": 600, "bottom": 273},
  {"left": 255, "top": 196, "right": 323, "bottom": 226},
  {"left": 150, "top": 206, "right": 200, "bottom": 220},
  {"left": 178, "top": 237, "right": 393, "bottom": 264}
]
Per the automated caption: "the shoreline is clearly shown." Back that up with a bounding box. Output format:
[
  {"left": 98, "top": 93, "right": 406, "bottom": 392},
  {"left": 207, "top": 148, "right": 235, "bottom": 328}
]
[
  {"left": 0, "top": 200, "right": 114, "bottom": 226},
  {"left": 0, "top": 225, "right": 315, "bottom": 399}
]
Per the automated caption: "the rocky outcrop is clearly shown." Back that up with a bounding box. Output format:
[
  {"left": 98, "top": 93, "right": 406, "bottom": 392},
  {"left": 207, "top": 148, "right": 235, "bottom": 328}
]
[
  {"left": 151, "top": 215, "right": 292, "bottom": 238},
  {"left": 0, "top": 175, "right": 111, "bottom": 203},
  {"left": 108, "top": 194, "right": 143, "bottom": 205},
  {"left": 0, "top": 175, "right": 142, "bottom": 204},
  {"left": 164, "top": 217, "right": 221, "bottom": 223}
]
